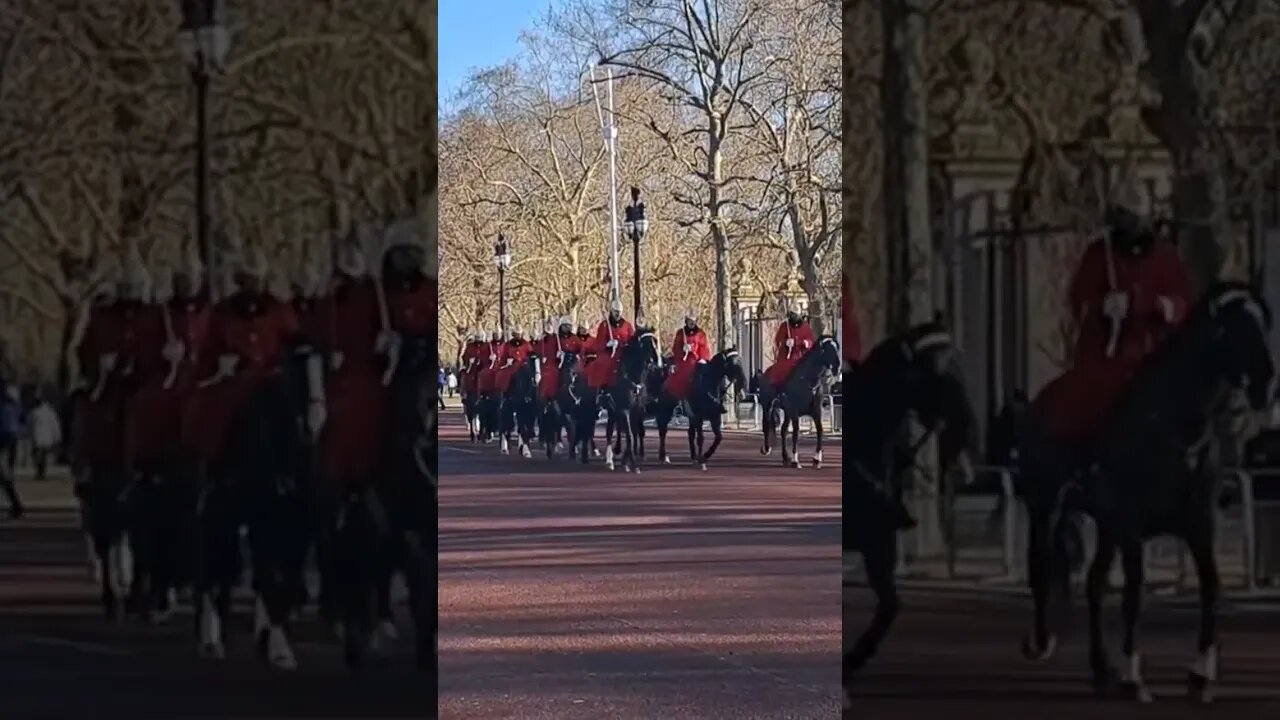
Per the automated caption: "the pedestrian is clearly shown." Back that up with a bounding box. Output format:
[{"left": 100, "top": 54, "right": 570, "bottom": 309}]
[
  {"left": 446, "top": 369, "right": 458, "bottom": 398},
  {"left": 0, "top": 385, "right": 24, "bottom": 518},
  {"left": 437, "top": 366, "right": 448, "bottom": 409},
  {"left": 29, "top": 395, "right": 61, "bottom": 482}
]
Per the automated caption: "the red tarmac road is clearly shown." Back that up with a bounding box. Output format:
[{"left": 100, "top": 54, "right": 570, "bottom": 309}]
[
  {"left": 438, "top": 409, "right": 842, "bottom": 719},
  {"left": 847, "top": 583, "right": 1280, "bottom": 719},
  {"left": 0, "top": 483, "right": 432, "bottom": 720}
]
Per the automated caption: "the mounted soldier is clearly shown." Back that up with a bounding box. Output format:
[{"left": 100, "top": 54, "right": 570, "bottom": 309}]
[
  {"left": 1033, "top": 180, "right": 1192, "bottom": 447},
  {"left": 538, "top": 318, "right": 581, "bottom": 405},
  {"left": 663, "top": 308, "right": 714, "bottom": 409},
  {"left": 584, "top": 299, "right": 635, "bottom": 394},
  {"left": 763, "top": 299, "right": 817, "bottom": 393}
]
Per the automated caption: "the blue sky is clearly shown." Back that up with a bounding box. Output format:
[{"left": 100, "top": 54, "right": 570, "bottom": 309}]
[{"left": 440, "top": 0, "right": 555, "bottom": 108}]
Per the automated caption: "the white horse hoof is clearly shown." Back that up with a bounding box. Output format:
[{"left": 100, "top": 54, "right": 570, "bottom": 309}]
[
  {"left": 662, "top": 455, "right": 672, "bottom": 464},
  {"left": 791, "top": 461, "right": 802, "bottom": 469},
  {"left": 606, "top": 461, "right": 615, "bottom": 471},
  {"left": 267, "top": 627, "right": 297, "bottom": 670},
  {"left": 760, "top": 447, "right": 771, "bottom": 456},
  {"left": 200, "top": 641, "right": 226, "bottom": 659},
  {"left": 699, "top": 463, "right": 707, "bottom": 472},
  {"left": 623, "top": 466, "right": 631, "bottom": 473},
  {"left": 592, "top": 448, "right": 601, "bottom": 458},
  {"left": 521, "top": 445, "right": 532, "bottom": 458}
]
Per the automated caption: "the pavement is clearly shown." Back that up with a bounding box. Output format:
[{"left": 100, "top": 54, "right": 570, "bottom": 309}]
[
  {"left": 846, "top": 568, "right": 1280, "bottom": 719},
  {"left": 438, "top": 408, "right": 842, "bottom": 719},
  {"left": 0, "top": 473, "right": 433, "bottom": 720}
]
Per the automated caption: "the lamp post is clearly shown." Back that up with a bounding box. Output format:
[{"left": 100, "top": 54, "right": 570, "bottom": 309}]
[
  {"left": 622, "top": 186, "right": 649, "bottom": 320},
  {"left": 494, "top": 235, "right": 512, "bottom": 337},
  {"left": 176, "top": 0, "right": 230, "bottom": 296}
]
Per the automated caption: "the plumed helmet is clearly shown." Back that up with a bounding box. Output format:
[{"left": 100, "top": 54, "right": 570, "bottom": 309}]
[
  {"left": 1109, "top": 177, "right": 1144, "bottom": 217},
  {"left": 476, "top": 331, "right": 489, "bottom": 343},
  {"left": 684, "top": 307, "right": 698, "bottom": 322},
  {"left": 336, "top": 241, "right": 367, "bottom": 277},
  {"left": 609, "top": 297, "right": 623, "bottom": 314},
  {"left": 238, "top": 246, "right": 269, "bottom": 278},
  {"left": 118, "top": 242, "right": 150, "bottom": 298}
]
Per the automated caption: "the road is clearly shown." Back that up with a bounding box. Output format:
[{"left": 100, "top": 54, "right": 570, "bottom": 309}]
[
  {"left": 438, "top": 408, "right": 842, "bottom": 719},
  {"left": 846, "top": 583, "right": 1280, "bottom": 719},
  {"left": 0, "top": 476, "right": 433, "bottom": 720}
]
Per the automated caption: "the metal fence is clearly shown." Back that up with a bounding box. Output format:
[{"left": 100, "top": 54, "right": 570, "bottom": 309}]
[{"left": 901, "top": 465, "right": 1280, "bottom": 591}]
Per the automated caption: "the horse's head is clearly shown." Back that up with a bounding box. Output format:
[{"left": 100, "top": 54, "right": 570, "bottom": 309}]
[
  {"left": 715, "top": 348, "right": 748, "bottom": 394},
  {"left": 1199, "top": 282, "right": 1276, "bottom": 419},
  {"left": 814, "top": 336, "right": 841, "bottom": 376},
  {"left": 882, "top": 320, "right": 979, "bottom": 477},
  {"left": 623, "top": 330, "right": 663, "bottom": 380}
]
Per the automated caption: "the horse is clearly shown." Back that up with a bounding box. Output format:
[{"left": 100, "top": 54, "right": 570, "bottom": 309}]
[
  {"left": 599, "top": 330, "right": 663, "bottom": 472},
  {"left": 72, "top": 359, "right": 141, "bottom": 622},
  {"left": 540, "top": 350, "right": 582, "bottom": 459},
  {"left": 497, "top": 355, "right": 539, "bottom": 458},
  {"left": 461, "top": 376, "right": 482, "bottom": 442},
  {"left": 843, "top": 320, "right": 979, "bottom": 698},
  {"left": 649, "top": 350, "right": 747, "bottom": 469},
  {"left": 190, "top": 345, "right": 320, "bottom": 669},
  {"left": 760, "top": 336, "right": 842, "bottom": 468},
  {"left": 1015, "top": 282, "right": 1276, "bottom": 704}
]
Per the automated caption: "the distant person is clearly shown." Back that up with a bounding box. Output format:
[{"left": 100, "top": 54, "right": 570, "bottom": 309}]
[
  {"left": 437, "top": 366, "right": 448, "bottom": 409},
  {"left": 446, "top": 369, "right": 458, "bottom": 398},
  {"left": 0, "top": 386, "right": 24, "bottom": 518},
  {"left": 29, "top": 397, "right": 62, "bottom": 482}
]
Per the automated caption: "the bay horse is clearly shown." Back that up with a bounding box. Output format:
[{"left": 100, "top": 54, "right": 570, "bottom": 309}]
[
  {"left": 844, "top": 319, "right": 979, "bottom": 698},
  {"left": 191, "top": 343, "right": 320, "bottom": 669},
  {"left": 600, "top": 330, "right": 662, "bottom": 472},
  {"left": 760, "top": 336, "right": 842, "bottom": 468},
  {"left": 1016, "top": 282, "right": 1276, "bottom": 704},
  {"left": 649, "top": 350, "right": 747, "bottom": 469},
  {"left": 540, "top": 350, "right": 582, "bottom": 459},
  {"left": 498, "top": 354, "right": 539, "bottom": 458}
]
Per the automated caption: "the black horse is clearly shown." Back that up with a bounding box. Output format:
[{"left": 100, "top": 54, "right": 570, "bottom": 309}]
[
  {"left": 498, "top": 354, "right": 539, "bottom": 458},
  {"left": 760, "top": 336, "right": 842, "bottom": 469},
  {"left": 1016, "top": 282, "right": 1276, "bottom": 704},
  {"left": 648, "top": 350, "right": 747, "bottom": 469},
  {"left": 461, "top": 371, "right": 482, "bottom": 442},
  {"left": 191, "top": 346, "right": 318, "bottom": 669},
  {"left": 540, "top": 350, "right": 582, "bottom": 459},
  {"left": 844, "top": 320, "right": 978, "bottom": 693},
  {"left": 598, "top": 331, "right": 663, "bottom": 473}
]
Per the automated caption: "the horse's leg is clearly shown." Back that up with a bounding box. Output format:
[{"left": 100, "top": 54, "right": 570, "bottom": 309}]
[
  {"left": 811, "top": 406, "right": 824, "bottom": 469},
  {"left": 1086, "top": 533, "right": 1120, "bottom": 694},
  {"left": 789, "top": 410, "right": 802, "bottom": 469},
  {"left": 687, "top": 418, "right": 699, "bottom": 463},
  {"left": 1117, "top": 539, "right": 1153, "bottom": 702},
  {"left": 1185, "top": 531, "right": 1221, "bottom": 703},
  {"left": 778, "top": 415, "right": 792, "bottom": 467},
  {"left": 657, "top": 401, "right": 672, "bottom": 464},
  {"left": 621, "top": 409, "right": 637, "bottom": 473},
  {"left": 253, "top": 491, "right": 300, "bottom": 670},
  {"left": 702, "top": 414, "right": 724, "bottom": 464},
  {"left": 759, "top": 393, "right": 774, "bottom": 456},
  {"left": 604, "top": 407, "right": 616, "bottom": 470},
  {"left": 845, "top": 538, "right": 901, "bottom": 677},
  {"left": 1021, "top": 507, "right": 1059, "bottom": 661}
]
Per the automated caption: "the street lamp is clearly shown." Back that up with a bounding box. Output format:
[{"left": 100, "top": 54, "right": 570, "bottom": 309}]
[
  {"left": 622, "top": 186, "right": 649, "bottom": 319},
  {"left": 176, "top": 0, "right": 231, "bottom": 296},
  {"left": 494, "top": 234, "right": 512, "bottom": 336}
]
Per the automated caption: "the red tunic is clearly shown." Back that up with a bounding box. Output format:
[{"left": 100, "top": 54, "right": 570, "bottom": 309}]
[
  {"left": 478, "top": 341, "right": 501, "bottom": 394},
  {"left": 764, "top": 320, "right": 818, "bottom": 385},
  {"left": 182, "top": 294, "right": 300, "bottom": 462},
  {"left": 73, "top": 300, "right": 156, "bottom": 467},
  {"left": 663, "top": 327, "right": 713, "bottom": 400},
  {"left": 494, "top": 339, "right": 533, "bottom": 394},
  {"left": 123, "top": 297, "right": 212, "bottom": 467},
  {"left": 1034, "top": 238, "right": 1191, "bottom": 443},
  {"left": 584, "top": 319, "right": 635, "bottom": 389},
  {"left": 460, "top": 341, "right": 483, "bottom": 397},
  {"left": 316, "top": 279, "right": 386, "bottom": 485},
  {"left": 537, "top": 333, "right": 582, "bottom": 401},
  {"left": 842, "top": 272, "right": 863, "bottom": 364}
]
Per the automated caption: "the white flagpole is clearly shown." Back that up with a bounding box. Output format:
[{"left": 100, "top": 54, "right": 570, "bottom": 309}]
[{"left": 604, "top": 68, "right": 621, "bottom": 307}]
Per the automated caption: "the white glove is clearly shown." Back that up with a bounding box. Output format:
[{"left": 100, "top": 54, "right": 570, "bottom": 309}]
[
  {"left": 375, "top": 330, "right": 401, "bottom": 354},
  {"left": 1156, "top": 295, "right": 1176, "bottom": 324},
  {"left": 556, "top": 351, "right": 564, "bottom": 360},
  {"left": 161, "top": 342, "right": 185, "bottom": 364},
  {"left": 802, "top": 340, "right": 812, "bottom": 349},
  {"left": 785, "top": 338, "right": 796, "bottom": 348},
  {"left": 606, "top": 339, "right": 618, "bottom": 349},
  {"left": 330, "top": 352, "right": 345, "bottom": 371},
  {"left": 100, "top": 353, "right": 119, "bottom": 372},
  {"left": 306, "top": 399, "right": 327, "bottom": 437},
  {"left": 683, "top": 343, "right": 692, "bottom": 353},
  {"left": 217, "top": 354, "right": 238, "bottom": 376},
  {"left": 697, "top": 359, "right": 708, "bottom": 365},
  {"left": 1103, "top": 291, "right": 1129, "bottom": 320}
]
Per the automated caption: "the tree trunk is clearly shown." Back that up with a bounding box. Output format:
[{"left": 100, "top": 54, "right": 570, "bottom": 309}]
[
  {"left": 883, "top": 0, "right": 943, "bottom": 561},
  {"left": 708, "top": 122, "right": 734, "bottom": 351}
]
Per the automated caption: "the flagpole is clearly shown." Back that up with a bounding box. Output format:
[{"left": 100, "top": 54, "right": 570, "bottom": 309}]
[{"left": 604, "top": 67, "right": 620, "bottom": 307}]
